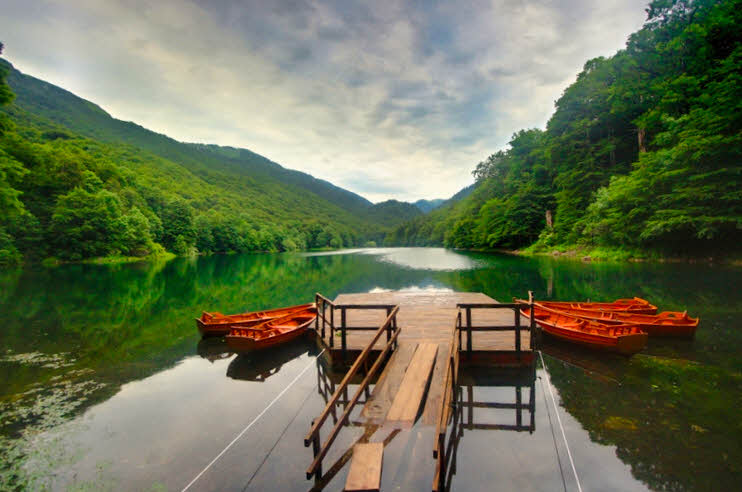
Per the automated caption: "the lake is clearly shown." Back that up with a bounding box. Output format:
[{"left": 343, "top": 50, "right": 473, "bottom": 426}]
[{"left": 0, "top": 248, "right": 740, "bottom": 491}]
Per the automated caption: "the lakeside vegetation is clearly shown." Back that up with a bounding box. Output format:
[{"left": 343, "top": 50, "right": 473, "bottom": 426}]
[
  {"left": 1, "top": 0, "right": 739, "bottom": 267},
  {"left": 386, "top": 0, "right": 742, "bottom": 260}
]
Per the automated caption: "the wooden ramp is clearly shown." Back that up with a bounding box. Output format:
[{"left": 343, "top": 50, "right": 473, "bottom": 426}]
[
  {"left": 386, "top": 343, "right": 438, "bottom": 426},
  {"left": 345, "top": 443, "right": 383, "bottom": 492},
  {"left": 361, "top": 342, "right": 439, "bottom": 427}
]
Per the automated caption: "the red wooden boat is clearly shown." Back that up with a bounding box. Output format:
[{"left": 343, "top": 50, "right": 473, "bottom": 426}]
[
  {"left": 195, "top": 303, "right": 314, "bottom": 336},
  {"left": 225, "top": 307, "right": 317, "bottom": 351},
  {"left": 520, "top": 304, "right": 648, "bottom": 355},
  {"left": 535, "top": 297, "right": 657, "bottom": 315},
  {"left": 538, "top": 305, "right": 699, "bottom": 338}
]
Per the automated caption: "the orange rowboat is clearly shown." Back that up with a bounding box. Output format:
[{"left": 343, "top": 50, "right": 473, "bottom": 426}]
[
  {"left": 535, "top": 297, "right": 657, "bottom": 315},
  {"left": 225, "top": 307, "right": 317, "bottom": 351},
  {"left": 520, "top": 304, "right": 648, "bottom": 355},
  {"left": 196, "top": 303, "right": 314, "bottom": 336},
  {"left": 538, "top": 305, "right": 699, "bottom": 338}
]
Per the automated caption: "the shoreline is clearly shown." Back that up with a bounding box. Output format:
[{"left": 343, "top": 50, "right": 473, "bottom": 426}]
[{"left": 457, "top": 246, "right": 741, "bottom": 266}]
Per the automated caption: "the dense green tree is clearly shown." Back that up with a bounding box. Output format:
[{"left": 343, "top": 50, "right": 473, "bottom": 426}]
[
  {"left": 49, "top": 187, "right": 125, "bottom": 260},
  {"left": 387, "top": 0, "right": 742, "bottom": 257}
]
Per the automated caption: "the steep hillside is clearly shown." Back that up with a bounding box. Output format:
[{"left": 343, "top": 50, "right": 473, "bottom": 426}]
[
  {"left": 0, "top": 57, "right": 389, "bottom": 263},
  {"left": 387, "top": 0, "right": 742, "bottom": 257},
  {"left": 3, "top": 61, "right": 373, "bottom": 216}
]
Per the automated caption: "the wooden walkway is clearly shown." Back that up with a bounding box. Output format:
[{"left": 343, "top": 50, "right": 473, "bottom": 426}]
[{"left": 306, "top": 290, "right": 535, "bottom": 491}]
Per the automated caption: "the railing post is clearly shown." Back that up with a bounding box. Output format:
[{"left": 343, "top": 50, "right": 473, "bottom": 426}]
[
  {"left": 466, "top": 307, "right": 472, "bottom": 352},
  {"left": 457, "top": 311, "right": 462, "bottom": 349},
  {"left": 438, "top": 431, "right": 446, "bottom": 491},
  {"left": 516, "top": 385, "right": 522, "bottom": 429},
  {"left": 312, "top": 432, "right": 322, "bottom": 480},
  {"left": 528, "top": 290, "right": 536, "bottom": 349},
  {"left": 514, "top": 306, "right": 521, "bottom": 356},
  {"left": 330, "top": 305, "right": 335, "bottom": 347},
  {"left": 340, "top": 307, "right": 347, "bottom": 358},
  {"left": 315, "top": 294, "right": 319, "bottom": 331},
  {"left": 386, "top": 308, "right": 392, "bottom": 342}
]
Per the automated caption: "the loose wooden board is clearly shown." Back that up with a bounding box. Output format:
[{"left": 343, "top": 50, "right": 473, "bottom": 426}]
[
  {"left": 361, "top": 343, "right": 417, "bottom": 423},
  {"left": 344, "top": 442, "right": 384, "bottom": 492},
  {"left": 385, "top": 343, "right": 438, "bottom": 425}
]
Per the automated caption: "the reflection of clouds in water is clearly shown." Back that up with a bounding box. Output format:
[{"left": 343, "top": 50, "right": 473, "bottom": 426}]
[
  {"left": 299, "top": 248, "right": 372, "bottom": 257},
  {"left": 301, "top": 247, "right": 480, "bottom": 271},
  {"left": 373, "top": 248, "right": 481, "bottom": 271},
  {"left": 368, "top": 285, "right": 454, "bottom": 294}
]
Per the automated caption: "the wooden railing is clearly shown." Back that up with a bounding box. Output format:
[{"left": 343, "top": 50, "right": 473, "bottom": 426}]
[
  {"left": 305, "top": 306, "right": 400, "bottom": 481},
  {"left": 433, "top": 293, "right": 536, "bottom": 491},
  {"left": 334, "top": 303, "right": 398, "bottom": 357},
  {"left": 315, "top": 293, "right": 335, "bottom": 344},
  {"left": 456, "top": 294, "right": 536, "bottom": 356},
  {"left": 433, "top": 311, "right": 460, "bottom": 491}
]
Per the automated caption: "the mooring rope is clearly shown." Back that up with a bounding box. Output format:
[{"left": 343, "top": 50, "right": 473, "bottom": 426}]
[
  {"left": 181, "top": 349, "right": 325, "bottom": 492},
  {"left": 241, "top": 377, "right": 317, "bottom": 491},
  {"left": 539, "top": 350, "right": 583, "bottom": 492},
  {"left": 539, "top": 371, "right": 569, "bottom": 492}
]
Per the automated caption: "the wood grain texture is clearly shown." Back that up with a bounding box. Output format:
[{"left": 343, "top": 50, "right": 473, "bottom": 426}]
[
  {"left": 344, "top": 443, "right": 384, "bottom": 492},
  {"left": 361, "top": 343, "right": 416, "bottom": 423},
  {"left": 386, "top": 343, "right": 438, "bottom": 425}
]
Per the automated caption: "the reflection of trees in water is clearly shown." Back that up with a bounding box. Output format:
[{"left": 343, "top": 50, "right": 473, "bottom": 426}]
[
  {"left": 1, "top": 250, "right": 740, "bottom": 490},
  {"left": 545, "top": 352, "right": 742, "bottom": 490}
]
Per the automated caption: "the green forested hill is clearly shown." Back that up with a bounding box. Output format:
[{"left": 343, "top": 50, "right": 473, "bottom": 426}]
[
  {"left": 387, "top": 0, "right": 742, "bottom": 258},
  {"left": 366, "top": 200, "right": 423, "bottom": 227},
  {"left": 0, "top": 55, "right": 403, "bottom": 264},
  {"left": 413, "top": 199, "right": 445, "bottom": 213}
]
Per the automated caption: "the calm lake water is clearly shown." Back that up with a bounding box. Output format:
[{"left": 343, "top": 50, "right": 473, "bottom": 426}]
[{"left": 0, "top": 248, "right": 740, "bottom": 491}]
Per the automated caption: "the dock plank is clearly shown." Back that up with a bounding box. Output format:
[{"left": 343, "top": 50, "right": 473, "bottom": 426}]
[
  {"left": 344, "top": 443, "right": 384, "bottom": 492},
  {"left": 386, "top": 343, "right": 438, "bottom": 425},
  {"left": 361, "top": 343, "right": 416, "bottom": 424}
]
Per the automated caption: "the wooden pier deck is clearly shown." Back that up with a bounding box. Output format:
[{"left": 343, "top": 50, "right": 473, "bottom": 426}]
[
  {"left": 318, "top": 290, "right": 531, "bottom": 355},
  {"left": 306, "top": 290, "right": 535, "bottom": 491}
]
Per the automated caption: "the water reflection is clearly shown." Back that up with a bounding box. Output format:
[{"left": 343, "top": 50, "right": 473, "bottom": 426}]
[
  {"left": 0, "top": 248, "right": 739, "bottom": 491},
  {"left": 227, "top": 337, "right": 317, "bottom": 382},
  {"left": 197, "top": 337, "right": 233, "bottom": 362},
  {"left": 442, "top": 364, "right": 537, "bottom": 490}
]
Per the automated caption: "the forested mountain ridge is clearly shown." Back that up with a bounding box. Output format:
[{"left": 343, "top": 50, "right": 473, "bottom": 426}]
[
  {"left": 413, "top": 198, "right": 445, "bottom": 213},
  {"left": 366, "top": 200, "right": 423, "bottom": 227},
  {"left": 3, "top": 61, "right": 374, "bottom": 215},
  {"left": 387, "top": 0, "right": 742, "bottom": 258},
  {"left": 0, "top": 55, "right": 406, "bottom": 264}
]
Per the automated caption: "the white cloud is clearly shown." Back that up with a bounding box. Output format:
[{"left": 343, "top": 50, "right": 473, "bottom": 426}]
[{"left": 0, "top": 0, "right": 648, "bottom": 202}]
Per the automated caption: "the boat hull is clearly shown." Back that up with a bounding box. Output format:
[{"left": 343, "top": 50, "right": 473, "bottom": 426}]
[
  {"left": 536, "top": 297, "right": 657, "bottom": 315},
  {"left": 225, "top": 308, "right": 317, "bottom": 352},
  {"left": 543, "top": 307, "right": 699, "bottom": 338},
  {"left": 196, "top": 303, "right": 315, "bottom": 336},
  {"left": 521, "top": 306, "right": 648, "bottom": 355}
]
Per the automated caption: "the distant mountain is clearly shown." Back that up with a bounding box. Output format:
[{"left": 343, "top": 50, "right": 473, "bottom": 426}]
[
  {"left": 366, "top": 200, "right": 422, "bottom": 227},
  {"left": 413, "top": 198, "right": 445, "bottom": 213}
]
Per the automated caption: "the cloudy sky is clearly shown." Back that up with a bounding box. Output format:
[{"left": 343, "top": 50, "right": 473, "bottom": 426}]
[{"left": 1, "top": 0, "right": 648, "bottom": 202}]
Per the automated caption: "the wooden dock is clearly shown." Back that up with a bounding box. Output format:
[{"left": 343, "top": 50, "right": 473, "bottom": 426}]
[{"left": 305, "top": 290, "right": 536, "bottom": 491}]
